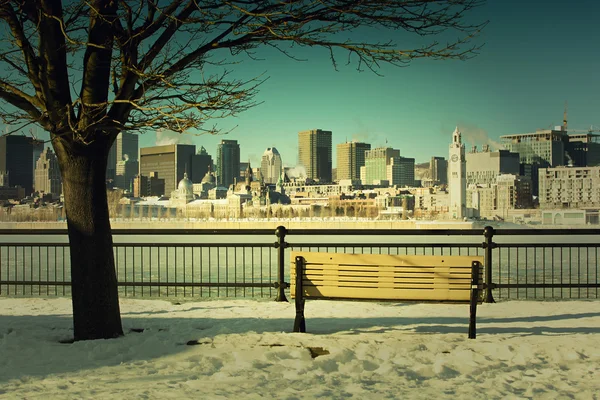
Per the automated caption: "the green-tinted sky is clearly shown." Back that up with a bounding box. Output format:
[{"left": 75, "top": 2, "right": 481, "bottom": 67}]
[
  {"left": 158, "top": 0, "right": 600, "bottom": 166},
  {"left": 9, "top": 1, "right": 600, "bottom": 166}
]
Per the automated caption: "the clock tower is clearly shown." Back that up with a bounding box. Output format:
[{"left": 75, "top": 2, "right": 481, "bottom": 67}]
[{"left": 448, "top": 126, "right": 466, "bottom": 219}]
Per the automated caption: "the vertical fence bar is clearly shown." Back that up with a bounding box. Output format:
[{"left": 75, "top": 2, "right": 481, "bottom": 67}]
[
  {"left": 274, "top": 226, "right": 289, "bottom": 302},
  {"left": 482, "top": 226, "right": 495, "bottom": 303}
]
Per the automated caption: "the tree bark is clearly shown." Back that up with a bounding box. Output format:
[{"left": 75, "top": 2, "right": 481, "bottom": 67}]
[{"left": 54, "top": 137, "right": 123, "bottom": 341}]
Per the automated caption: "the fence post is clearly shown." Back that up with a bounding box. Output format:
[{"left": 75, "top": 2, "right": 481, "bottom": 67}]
[
  {"left": 274, "top": 225, "right": 289, "bottom": 302},
  {"left": 482, "top": 225, "right": 496, "bottom": 303}
]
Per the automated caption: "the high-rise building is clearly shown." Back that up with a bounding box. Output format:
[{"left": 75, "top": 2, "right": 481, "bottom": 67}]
[
  {"left": 448, "top": 127, "right": 466, "bottom": 219},
  {"left": 566, "top": 133, "right": 600, "bottom": 167},
  {"left": 465, "top": 145, "right": 520, "bottom": 186},
  {"left": 430, "top": 156, "right": 448, "bottom": 185},
  {"left": 500, "top": 127, "right": 568, "bottom": 196},
  {"left": 139, "top": 144, "right": 196, "bottom": 196},
  {"left": 398, "top": 157, "right": 415, "bottom": 187},
  {"left": 32, "top": 140, "right": 44, "bottom": 174},
  {"left": 298, "top": 129, "right": 332, "bottom": 182},
  {"left": 191, "top": 146, "right": 213, "bottom": 184},
  {"left": 133, "top": 172, "right": 165, "bottom": 197},
  {"left": 107, "top": 132, "right": 139, "bottom": 188},
  {"left": 361, "top": 147, "right": 400, "bottom": 185},
  {"left": 336, "top": 141, "right": 371, "bottom": 181},
  {"left": 34, "top": 147, "right": 62, "bottom": 197},
  {"left": 216, "top": 139, "right": 240, "bottom": 188},
  {"left": 260, "top": 147, "right": 283, "bottom": 184},
  {"left": 0, "top": 135, "right": 35, "bottom": 195}
]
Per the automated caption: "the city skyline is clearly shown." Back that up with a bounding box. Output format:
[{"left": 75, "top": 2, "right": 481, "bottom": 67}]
[{"left": 2, "top": 1, "right": 599, "bottom": 167}]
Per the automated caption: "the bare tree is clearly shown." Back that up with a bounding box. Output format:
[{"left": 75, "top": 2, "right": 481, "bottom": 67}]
[{"left": 0, "top": 0, "right": 486, "bottom": 341}]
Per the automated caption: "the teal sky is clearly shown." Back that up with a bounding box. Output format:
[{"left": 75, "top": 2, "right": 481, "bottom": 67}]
[
  {"left": 165, "top": 0, "right": 600, "bottom": 166},
  {"left": 9, "top": 1, "right": 600, "bottom": 166}
]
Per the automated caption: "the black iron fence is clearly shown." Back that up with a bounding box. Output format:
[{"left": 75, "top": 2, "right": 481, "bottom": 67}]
[{"left": 1, "top": 226, "right": 599, "bottom": 300}]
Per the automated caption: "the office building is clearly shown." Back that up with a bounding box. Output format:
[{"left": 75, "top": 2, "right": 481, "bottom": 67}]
[
  {"left": 0, "top": 135, "right": 35, "bottom": 195},
  {"left": 500, "top": 127, "right": 568, "bottom": 196},
  {"left": 539, "top": 166, "right": 600, "bottom": 209},
  {"left": 32, "top": 140, "right": 44, "bottom": 173},
  {"left": 465, "top": 145, "right": 520, "bottom": 186},
  {"left": 298, "top": 129, "right": 332, "bottom": 182},
  {"left": 398, "top": 157, "right": 415, "bottom": 187},
  {"left": 361, "top": 147, "right": 400, "bottom": 185},
  {"left": 139, "top": 144, "right": 196, "bottom": 195},
  {"left": 216, "top": 139, "right": 240, "bottom": 188},
  {"left": 261, "top": 147, "right": 283, "bottom": 184},
  {"left": 191, "top": 146, "right": 213, "bottom": 184},
  {"left": 107, "top": 132, "right": 139, "bottom": 188},
  {"left": 430, "top": 156, "right": 448, "bottom": 185},
  {"left": 566, "top": 133, "right": 600, "bottom": 167},
  {"left": 133, "top": 172, "right": 165, "bottom": 197},
  {"left": 337, "top": 141, "right": 371, "bottom": 181},
  {"left": 448, "top": 127, "right": 466, "bottom": 219},
  {"left": 34, "top": 147, "right": 62, "bottom": 197},
  {"left": 496, "top": 174, "right": 533, "bottom": 212}
]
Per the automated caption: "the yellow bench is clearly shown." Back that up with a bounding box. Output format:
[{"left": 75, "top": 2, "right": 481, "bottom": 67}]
[{"left": 291, "top": 251, "right": 484, "bottom": 339}]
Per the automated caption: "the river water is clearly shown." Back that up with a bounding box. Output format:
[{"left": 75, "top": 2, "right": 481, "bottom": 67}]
[{"left": 1, "top": 231, "right": 599, "bottom": 300}]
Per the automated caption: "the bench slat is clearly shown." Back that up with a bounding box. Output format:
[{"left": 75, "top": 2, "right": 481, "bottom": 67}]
[
  {"left": 299, "top": 264, "right": 475, "bottom": 273},
  {"left": 296, "top": 269, "right": 473, "bottom": 278},
  {"left": 301, "top": 275, "right": 474, "bottom": 284},
  {"left": 294, "top": 252, "right": 483, "bottom": 268},
  {"left": 301, "top": 281, "right": 474, "bottom": 289},
  {"left": 297, "top": 271, "right": 475, "bottom": 280},
  {"left": 301, "top": 286, "right": 472, "bottom": 301}
]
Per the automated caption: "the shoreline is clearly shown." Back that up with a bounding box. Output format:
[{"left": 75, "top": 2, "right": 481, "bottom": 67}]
[{"left": 0, "top": 219, "right": 484, "bottom": 230}]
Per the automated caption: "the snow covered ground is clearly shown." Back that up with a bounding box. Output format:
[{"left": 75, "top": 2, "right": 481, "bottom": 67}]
[{"left": 1, "top": 297, "right": 599, "bottom": 399}]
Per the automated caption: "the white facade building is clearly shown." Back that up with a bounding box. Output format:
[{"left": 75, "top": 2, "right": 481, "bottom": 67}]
[
  {"left": 448, "top": 127, "right": 466, "bottom": 219},
  {"left": 260, "top": 147, "right": 283, "bottom": 184},
  {"left": 539, "top": 166, "right": 600, "bottom": 209}
]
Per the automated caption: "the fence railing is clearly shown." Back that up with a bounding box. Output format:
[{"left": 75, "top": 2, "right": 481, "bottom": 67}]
[{"left": 1, "top": 226, "right": 599, "bottom": 300}]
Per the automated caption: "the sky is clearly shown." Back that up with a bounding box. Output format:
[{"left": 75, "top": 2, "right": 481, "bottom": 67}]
[
  {"left": 2, "top": 297, "right": 599, "bottom": 398},
  {"left": 5, "top": 1, "right": 600, "bottom": 166}
]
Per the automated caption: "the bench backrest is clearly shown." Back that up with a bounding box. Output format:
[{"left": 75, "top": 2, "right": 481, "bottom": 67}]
[{"left": 291, "top": 251, "right": 484, "bottom": 302}]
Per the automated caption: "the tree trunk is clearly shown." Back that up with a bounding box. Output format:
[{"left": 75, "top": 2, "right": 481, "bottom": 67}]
[{"left": 54, "top": 139, "right": 123, "bottom": 341}]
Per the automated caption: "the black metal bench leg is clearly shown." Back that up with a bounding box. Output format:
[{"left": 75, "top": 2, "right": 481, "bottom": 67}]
[
  {"left": 293, "top": 256, "right": 306, "bottom": 333},
  {"left": 468, "top": 260, "right": 480, "bottom": 339}
]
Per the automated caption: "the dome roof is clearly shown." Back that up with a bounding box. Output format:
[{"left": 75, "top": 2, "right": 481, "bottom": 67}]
[
  {"left": 201, "top": 171, "right": 216, "bottom": 184},
  {"left": 178, "top": 172, "right": 193, "bottom": 193}
]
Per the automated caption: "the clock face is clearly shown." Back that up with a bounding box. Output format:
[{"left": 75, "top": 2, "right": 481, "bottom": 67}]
[{"left": 451, "top": 154, "right": 459, "bottom": 162}]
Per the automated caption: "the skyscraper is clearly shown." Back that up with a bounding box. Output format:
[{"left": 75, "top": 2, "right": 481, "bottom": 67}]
[
  {"left": 216, "top": 139, "right": 240, "bottom": 188},
  {"left": 107, "top": 132, "right": 139, "bottom": 188},
  {"left": 336, "top": 141, "right": 371, "bottom": 181},
  {"left": 361, "top": 147, "right": 400, "bottom": 185},
  {"left": 448, "top": 127, "right": 466, "bottom": 219},
  {"left": 500, "top": 127, "right": 567, "bottom": 196},
  {"left": 398, "top": 157, "right": 415, "bottom": 187},
  {"left": 0, "top": 135, "right": 35, "bottom": 195},
  {"left": 139, "top": 144, "right": 196, "bottom": 195},
  {"left": 34, "top": 147, "right": 62, "bottom": 197},
  {"left": 32, "top": 139, "right": 44, "bottom": 174},
  {"left": 191, "top": 146, "right": 213, "bottom": 184},
  {"left": 298, "top": 129, "right": 332, "bottom": 182},
  {"left": 260, "top": 147, "right": 283, "bottom": 184},
  {"left": 430, "top": 156, "right": 448, "bottom": 185}
]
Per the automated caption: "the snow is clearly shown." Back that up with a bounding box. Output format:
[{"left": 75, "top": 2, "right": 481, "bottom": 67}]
[{"left": 1, "top": 298, "right": 600, "bottom": 399}]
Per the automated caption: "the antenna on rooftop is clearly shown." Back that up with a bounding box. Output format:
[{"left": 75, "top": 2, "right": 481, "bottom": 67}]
[{"left": 563, "top": 100, "right": 568, "bottom": 131}]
